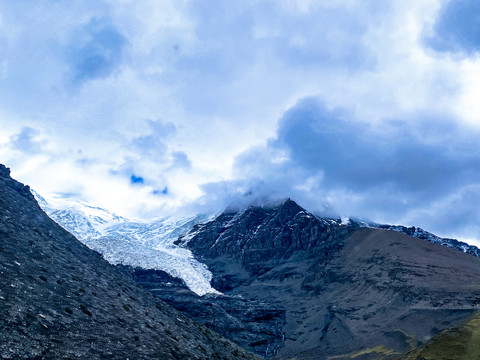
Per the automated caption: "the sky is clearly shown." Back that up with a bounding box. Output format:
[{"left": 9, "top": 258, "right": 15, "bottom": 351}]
[{"left": 1, "top": 0, "right": 480, "bottom": 245}]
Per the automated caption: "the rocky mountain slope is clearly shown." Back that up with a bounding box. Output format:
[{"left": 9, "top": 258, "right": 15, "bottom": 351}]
[
  {"left": 35, "top": 190, "right": 480, "bottom": 300},
  {"left": 30, "top": 187, "right": 480, "bottom": 358},
  {"left": 173, "top": 199, "right": 480, "bottom": 359},
  {"left": 0, "top": 164, "right": 258, "bottom": 360}
]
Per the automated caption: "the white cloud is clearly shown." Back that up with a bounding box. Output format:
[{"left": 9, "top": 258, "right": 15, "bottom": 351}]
[{"left": 2, "top": 0, "right": 480, "bottom": 242}]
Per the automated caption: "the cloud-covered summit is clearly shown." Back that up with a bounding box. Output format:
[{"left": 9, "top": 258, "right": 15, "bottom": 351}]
[{"left": 211, "top": 98, "right": 480, "bottom": 242}]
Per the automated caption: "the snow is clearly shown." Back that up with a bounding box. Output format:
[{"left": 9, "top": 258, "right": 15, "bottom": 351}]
[{"left": 33, "top": 191, "right": 219, "bottom": 296}]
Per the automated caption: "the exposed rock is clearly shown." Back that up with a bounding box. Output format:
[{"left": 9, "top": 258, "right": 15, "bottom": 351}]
[
  {"left": 176, "top": 199, "right": 480, "bottom": 359},
  {"left": 176, "top": 199, "right": 350, "bottom": 292},
  {"left": 0, "top": 164, "right": 258, "bottom": 360}
]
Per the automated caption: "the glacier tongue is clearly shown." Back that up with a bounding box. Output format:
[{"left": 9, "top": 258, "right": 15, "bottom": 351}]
[{"left": 33, "top": 191, "right": 219, "bottom": 296}]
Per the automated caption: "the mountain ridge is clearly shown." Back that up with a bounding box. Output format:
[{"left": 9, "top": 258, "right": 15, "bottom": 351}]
[
  {"left": 172, "top": 199, "right": 480, "bottom": 359},
  {"left": 28, "top": 189, "right": 480, "bottom": 359},
  {"left": 36, "top": 193, "right": 480, "bottom": 283},
  {"left": 0, "top": 164, "right": 258, "bottom": 359}
]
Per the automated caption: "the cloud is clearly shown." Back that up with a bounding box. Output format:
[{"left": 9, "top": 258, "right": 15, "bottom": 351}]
[
  {"left": 425, "top": 0, "right": 480, "bottom": 54},
  {"left": 170, "top": 151, "right": 191, "bottom": 170},
  {"left": 9, "top": 127, "right": 47, "bottom": 154},
  {"left": 66, "top": 18, "right": 127, "bottom": 84},
  {"left": 3, "top": 0, "right": 480, "bottom": 243},
  {"left": 272, "top": 98, "right": 468, "bottom": 197},
  {"left": 130, "top": 120, "right": 176, "bottom": 160},
  {"left": 201, "top": 97, "right": 480, "bottom": 240}
]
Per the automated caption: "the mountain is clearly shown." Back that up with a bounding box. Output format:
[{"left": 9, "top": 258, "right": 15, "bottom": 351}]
[
  {"left": 31, "top": 190, "right": 480, "bottom": 358},
  {"left": 36, "top": 190, "right": 480, "bottom": 300},
  {"left": 33, "top": 192, "right": 217, "bottom": 296},
  {"left": 171, "top": 199, "right": 480, "bottom": 359},
  {"left": 0, "top": 164, "right": 258, "bottom": 359}
]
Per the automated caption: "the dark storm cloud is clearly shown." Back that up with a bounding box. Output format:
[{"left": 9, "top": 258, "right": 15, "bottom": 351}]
[
  {"left": 224, "top": 97, "right": 480, "bottom": 238},
  {"left": 272, "top": 98, "right": 478, "bottom": 198}
]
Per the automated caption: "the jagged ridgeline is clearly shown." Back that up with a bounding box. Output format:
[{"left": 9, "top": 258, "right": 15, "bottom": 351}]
[
  {"left": 4, "top": 159, "right": 480, "bottom": 360},
  {"left": 0, "top": 164, "right": 258, "bottom": 360},
  {"left": 167, "top": 199, "right": 480, "bottom": 359}
]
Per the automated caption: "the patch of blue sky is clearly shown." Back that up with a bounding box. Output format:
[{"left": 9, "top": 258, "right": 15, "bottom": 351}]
[
  {"left": 153, "top": 187, "right": 168, "bottom": 196},
  {"left": 130, "top": 175, "right": 144, "bottom": 184}
]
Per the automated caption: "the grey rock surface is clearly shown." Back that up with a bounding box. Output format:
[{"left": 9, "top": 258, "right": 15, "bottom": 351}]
[
  {"left": 0, "top": 164, "right": 258, "bottom": 360},
  {"left": 175, "top": 199, "right": 480, "bottom": 359}
]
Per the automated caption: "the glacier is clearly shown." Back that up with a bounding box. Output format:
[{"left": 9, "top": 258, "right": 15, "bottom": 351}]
[{"left": 32, "top": 191, "right": 219, "bottom": 296}]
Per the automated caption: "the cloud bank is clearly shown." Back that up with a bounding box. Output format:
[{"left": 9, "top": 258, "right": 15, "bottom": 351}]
[
  {"left": 1, "top": 0, "right": 480, "bottom": 243},
  {"left": 207, "top": 98, "right": 480, "bottom": 242}
]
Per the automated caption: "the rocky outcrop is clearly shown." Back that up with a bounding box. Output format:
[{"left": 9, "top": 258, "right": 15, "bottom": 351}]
[
  {"left": 0, "top": 164, "right": 258, "bottom": 360},
  {"left": 175, "top": 199, "right": 351, "bottom": 292},
  {"left": 175, "top": 199, "right": 480, "bottom": 359}
]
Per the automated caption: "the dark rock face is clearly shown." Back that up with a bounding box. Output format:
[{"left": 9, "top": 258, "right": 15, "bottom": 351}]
[
  {"left": 174, "top": 199, "right": 480, "bottom": 359},
  {"left": 119, "top": 265, "right": 286, "bottom": 358},
  {"left": 0, "top": 164, "right": 258, "bottom": 360},
  {"left": 176, "top": 199, "right": 350, "bottom": 292}
]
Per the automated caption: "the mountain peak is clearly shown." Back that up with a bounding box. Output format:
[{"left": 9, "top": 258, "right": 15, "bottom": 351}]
[
  {"left": 179, "top": 197, "right": 348, "bottom": 286},
  {"left": 178, "top": 197, "right": 480, "bottom": 359},
  {"left": 274, "top": 197, "right": 305, "bottom": 214}
]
